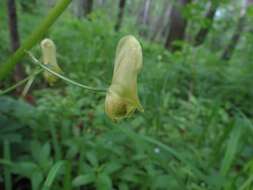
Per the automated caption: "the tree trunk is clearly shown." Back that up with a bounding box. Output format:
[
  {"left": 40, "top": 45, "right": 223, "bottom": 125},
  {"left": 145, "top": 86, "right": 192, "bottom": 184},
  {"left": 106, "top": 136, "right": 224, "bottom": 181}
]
[
  {"left": 115, "top": 0, "right": 127, "bottom": 31},
  {"left": 194, "top": 1, "right": 218, "bottom": 46},
  {"left": 137, "top": 0, "right": 152, "bottom": 36},
  {"left": 221, "top": 0, "right": 253, "bottom": 60},
  {"left": 140, "top": 0, "right": 151, "bottom": 25},
  {"left": 7, "top": 0, "right": 25, "bottom": 85},
  {"left": 165, "top": 0, "right": 191, "bottom": 51},
  {"left": 221, "top": 16, "right": 245, "bottom": 60},
  {"left": 82, "top": 0, "right": 93, "bottom": 17},
  {"left": 73, "top": 0, "right": 82, "bottom": 18},
  {"left": 75, "top": 0, "right": 93, "bottom": 18},
  {"left": 151, "top": 1, "right": 171, "bottom": 41},
  {"left": 160, "top": 6, "right": 173, "bottom": 41},
  {"left": 20, "top": 0, "right": 36, "bottom": 12},
  {"left": 98, "top": 0, "right": 106, "bottom": 6}
]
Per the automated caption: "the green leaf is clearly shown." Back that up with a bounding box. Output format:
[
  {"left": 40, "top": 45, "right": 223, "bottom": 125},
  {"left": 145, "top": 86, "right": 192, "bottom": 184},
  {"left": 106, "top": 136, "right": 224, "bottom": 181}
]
[
  {"left": 12, "top": 161, "right": 38, "bottom": 177},
  {"left": 39, "top": 143, "right": 51, "bottom": 165},
  {"left": 120, "top": 167, "right": 139, "bottom": 183},
  {"left": 86, "top": 151, "right": 98, "bottom": 167},
  {"left": 0, "top": 159, "right": 12, "bottom": 166},
  {"left": 239, "top": 174, "right": 253, "bottom": 190},
  {"left": 96, "top": 173, "right": 112, "bottom": 190},
  {"left": 31, "top": 172, "right": 44, "bottom": 190},
  {"left": 72, "top": 173, "right": 96, "bottom": 187},
  {"left": 103, "top": 162, "right": 122, "bottom": 174},
  {"left": 118, "top": 183, "right": 128, "bottom": 190},
  {"left": 41, "top": 161, "right": 65, "bottom": 190},
  {"left": 220, "top": 120, "right": 243, "bottom": 176},
  {"left": 153, "top": 175, "right": 172, "bottom": 188},
  {"left": 0, "top": 133, "right": 22, "bottom": 142}
]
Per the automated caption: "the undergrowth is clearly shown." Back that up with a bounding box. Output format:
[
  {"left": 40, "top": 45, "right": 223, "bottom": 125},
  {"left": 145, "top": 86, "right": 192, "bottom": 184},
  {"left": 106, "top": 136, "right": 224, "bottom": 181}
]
[{"left": 1, "top": 3, "right": 253, "bottom": 190}]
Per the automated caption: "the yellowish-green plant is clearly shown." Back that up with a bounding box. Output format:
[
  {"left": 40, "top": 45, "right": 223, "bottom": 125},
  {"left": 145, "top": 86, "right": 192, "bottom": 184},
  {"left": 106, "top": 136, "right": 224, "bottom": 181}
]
[
  {"left": 41, "top": 38, "right": 62, "bottom": 85},
  {"left": 105, "top": 35, "right": 144, "bottom": 121}
]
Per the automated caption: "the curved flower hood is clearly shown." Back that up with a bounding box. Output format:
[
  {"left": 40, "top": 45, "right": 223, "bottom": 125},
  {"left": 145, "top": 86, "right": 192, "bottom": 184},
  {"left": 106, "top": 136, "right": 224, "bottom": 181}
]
[
  {"left": 105, "top": 35, "right": 144, "bottom": 121},
  {"left": 41, "top": 38, "right": 62, "bottom": 85}
]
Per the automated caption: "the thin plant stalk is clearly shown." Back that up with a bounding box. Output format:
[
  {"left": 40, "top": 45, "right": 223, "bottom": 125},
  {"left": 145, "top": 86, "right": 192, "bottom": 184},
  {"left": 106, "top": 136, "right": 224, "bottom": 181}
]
[
  {"left": 63, "top": 161, "right": 72, "bottom": 190},
  {"left": 27, "top": 51, "right": 107, "bottom": 92},
  {"left": 50, "top": 123, "right": 62, "bottom": 161},
  {"left": 0, "top": 69, "right": 42, "bottom": 96},
  {"left": 21, "top": 73, "right": 36, "bottom": 98},
  {"left": 4, "top": 140, "right": 12, "bottom": 190}
]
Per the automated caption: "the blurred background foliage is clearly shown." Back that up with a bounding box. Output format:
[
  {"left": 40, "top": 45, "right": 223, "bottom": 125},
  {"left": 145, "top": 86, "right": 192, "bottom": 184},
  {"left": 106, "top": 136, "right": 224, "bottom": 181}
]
[{"left": 1, "top": 0, "right": 253, "bottom": 189}]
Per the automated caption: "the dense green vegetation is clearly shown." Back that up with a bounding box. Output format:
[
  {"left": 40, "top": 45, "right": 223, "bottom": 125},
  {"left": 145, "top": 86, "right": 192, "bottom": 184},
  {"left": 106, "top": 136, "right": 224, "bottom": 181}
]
[{"left": 1, "top": 0, "right": 253, "bottom": 189}]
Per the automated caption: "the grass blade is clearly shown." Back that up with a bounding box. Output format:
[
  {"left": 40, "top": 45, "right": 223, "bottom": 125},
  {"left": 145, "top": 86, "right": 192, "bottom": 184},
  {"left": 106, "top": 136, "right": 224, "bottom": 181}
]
[
  {"left": 220, "top": 121, "right": 243, "bottom": 176},
  {"left": 42, "top": 161, "right": 65, "bottom": 190},
  {"left": 239, "top": 174, "right": 253, "bottom": 190}
]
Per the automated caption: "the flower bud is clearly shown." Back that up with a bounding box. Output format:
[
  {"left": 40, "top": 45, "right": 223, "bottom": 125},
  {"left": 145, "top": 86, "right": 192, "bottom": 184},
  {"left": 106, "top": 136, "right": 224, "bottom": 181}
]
[
  {"left": 40, "top": 38, "right": 62, "bottom": 85},
  {"left": 105, "top": 35, "right": 144, "bottom": 121}
]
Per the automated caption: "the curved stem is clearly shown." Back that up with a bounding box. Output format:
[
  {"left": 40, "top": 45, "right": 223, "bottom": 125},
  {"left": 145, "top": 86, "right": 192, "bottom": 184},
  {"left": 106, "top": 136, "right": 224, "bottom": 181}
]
[
  {"left": 0, "top": 0, "right": 72, "bottom": 80},
  {"left": 21, "top": 74, "right": 36, "bottom": 98},
  {"left": 0, "top": 69, "right": 42, "bottom": 96},
  {"left": 27, "top": 51, "right": 107, "bottom": 92}
]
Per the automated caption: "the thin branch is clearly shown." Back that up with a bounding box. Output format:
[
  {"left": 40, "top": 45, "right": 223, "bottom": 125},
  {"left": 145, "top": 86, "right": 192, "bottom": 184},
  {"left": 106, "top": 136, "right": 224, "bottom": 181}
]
[{"left": 27, "top": 51, "right": 107, "bottom": 92}]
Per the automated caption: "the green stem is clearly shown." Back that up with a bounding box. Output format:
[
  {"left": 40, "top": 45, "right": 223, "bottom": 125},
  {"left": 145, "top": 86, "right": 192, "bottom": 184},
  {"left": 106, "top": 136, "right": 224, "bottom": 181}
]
[
  {"left": 21, "top": 74, "right": 36, "bottom": 98},
  {"left": 63, "top": 161, "right": 72, "bottom": 190},
  {"left": 0, "top": 69, "right": 43, "bottom": 96},
  {"left": 50, "top": 123, "right": 62, "bottom": 160},
  {"left": 27, "top": 51, "right": 107, "bottom": 92},
  {"left": 4, "top": 140, "right": 12, "bottom": 190},
  {"left": 0, "top": 0, "right": 72, "bottom": 80}
]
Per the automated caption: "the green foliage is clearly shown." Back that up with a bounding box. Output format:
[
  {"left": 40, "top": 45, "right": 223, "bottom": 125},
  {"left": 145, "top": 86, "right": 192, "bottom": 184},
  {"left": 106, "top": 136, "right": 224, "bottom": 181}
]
[{"left": 1, "top": 1, "right": 253, "bottom": 189}]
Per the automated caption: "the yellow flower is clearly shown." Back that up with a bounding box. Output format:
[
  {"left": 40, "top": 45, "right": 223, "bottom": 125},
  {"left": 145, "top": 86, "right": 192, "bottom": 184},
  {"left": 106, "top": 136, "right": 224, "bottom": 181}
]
[
  {"left": 40, "top": 38, "right": 62, "bottom": 85},
  {"left": 105, "top": 35, "right": 144, "bottom": 121}
]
